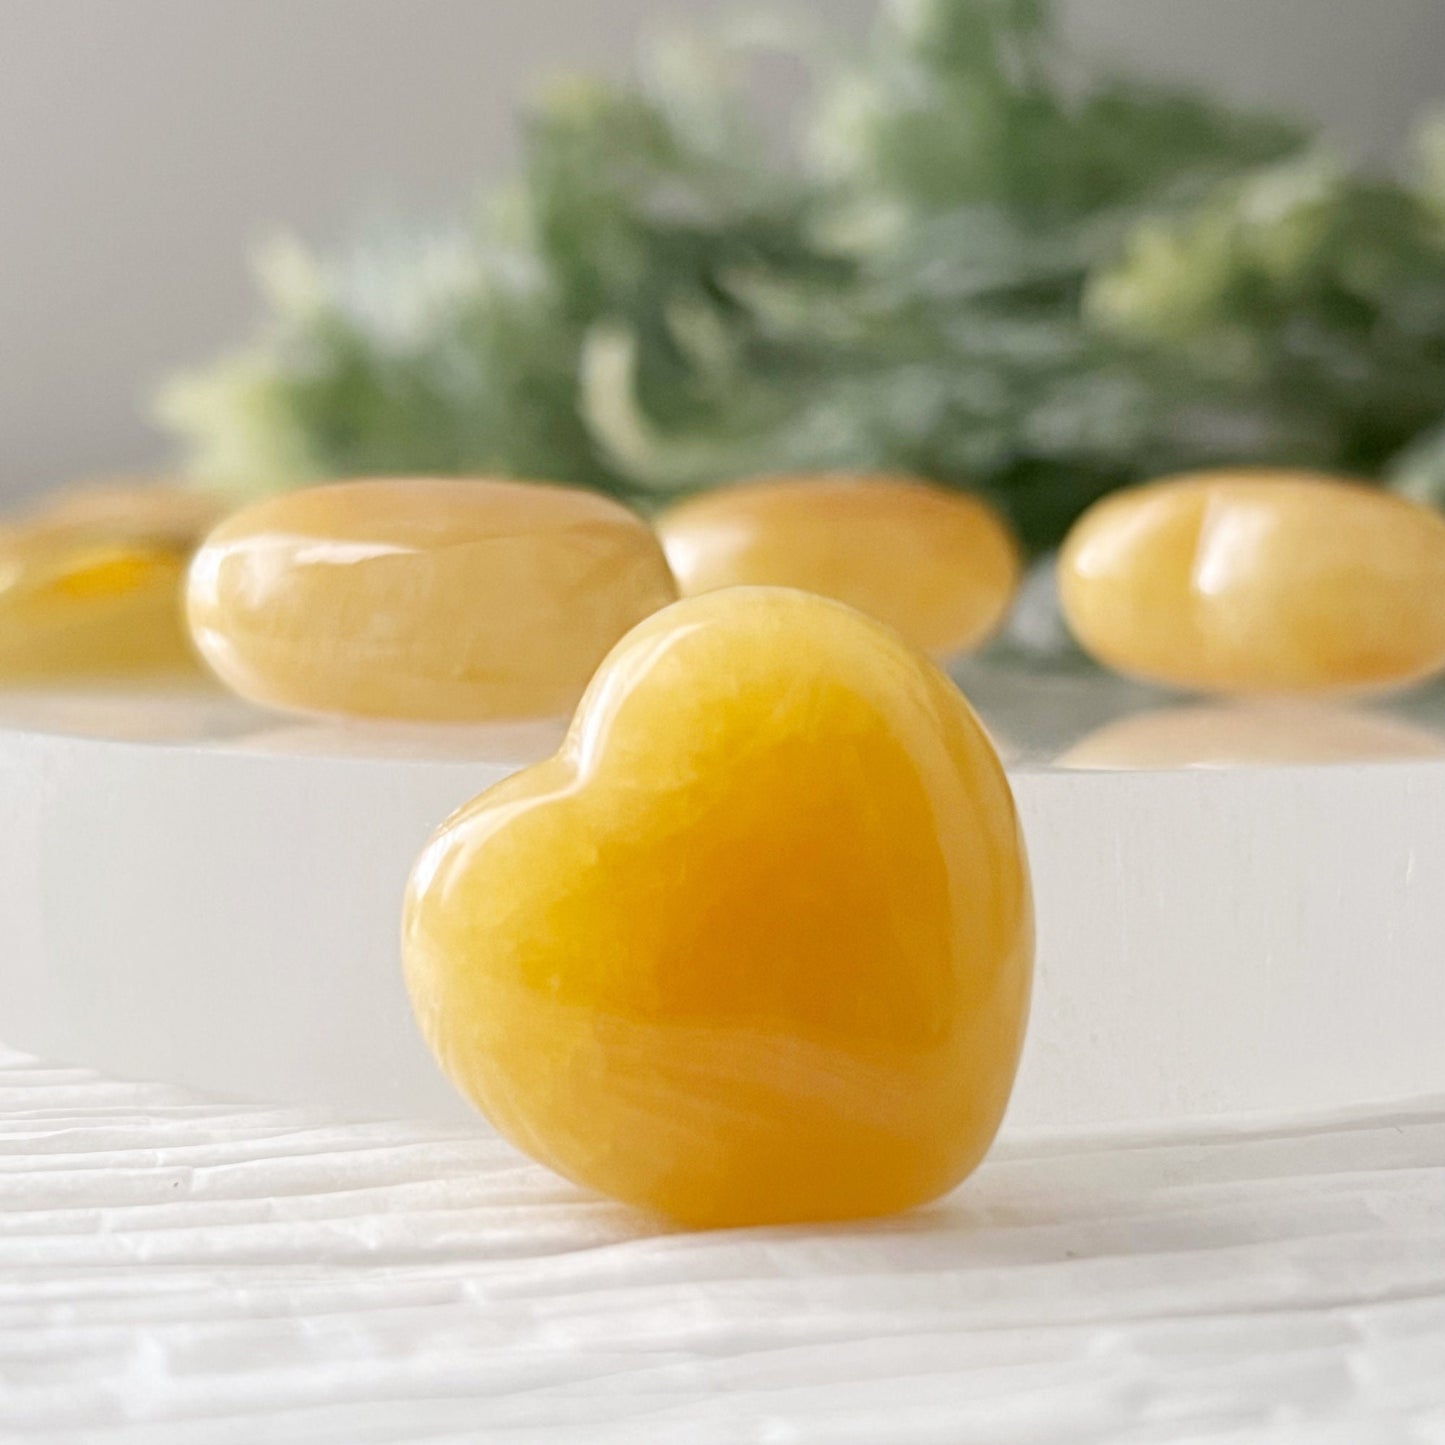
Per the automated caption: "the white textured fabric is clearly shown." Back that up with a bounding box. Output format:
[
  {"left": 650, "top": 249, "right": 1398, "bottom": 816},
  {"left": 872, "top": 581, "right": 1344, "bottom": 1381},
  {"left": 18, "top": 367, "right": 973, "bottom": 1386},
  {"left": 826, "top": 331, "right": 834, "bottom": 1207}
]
[{"left": 3, "top": 1047, "right": 1445, "bottom": 1445}]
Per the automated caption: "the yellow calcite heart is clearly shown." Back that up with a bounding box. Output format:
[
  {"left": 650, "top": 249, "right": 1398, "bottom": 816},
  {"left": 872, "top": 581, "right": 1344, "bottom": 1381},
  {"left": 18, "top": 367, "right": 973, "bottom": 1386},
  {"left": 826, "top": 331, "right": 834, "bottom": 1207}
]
[
  {"left": 186, "top": 478, "right": 679, "bottom": 722},
  {"left": 656, "top": 474, "right": 1021, "bottom": 659},
  {"left": 1058, "top": 469, "right": 1445, "bottom": 695},
  {"left": 403, "top": 587, "right": 1033, "bottom": 1227}
]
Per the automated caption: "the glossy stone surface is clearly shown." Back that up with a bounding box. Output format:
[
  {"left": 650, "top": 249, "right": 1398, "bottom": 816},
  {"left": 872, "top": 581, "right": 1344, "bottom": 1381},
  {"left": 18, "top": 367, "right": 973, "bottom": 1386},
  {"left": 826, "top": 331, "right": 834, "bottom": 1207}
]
[
  {"left": 187, "top": 479, "right": 679, "bottom": 722},
  {"left": 1059, "top": 470, "right": 1445, "bottom": 695},
  {"left": 403, "top": 587, "right": 1033, "bottom": 1227},
  {"left": 657, "top": 474, "right": 1021, "bottom": 659},
  {"left": 0, "top": 530, "right": 198, "bottom": 679},
  {"left": 0, "top": 483, "right": 228, "bottom": 680},
  {"left": 36, "top": 482, "right": 229, "bottom": 543}
]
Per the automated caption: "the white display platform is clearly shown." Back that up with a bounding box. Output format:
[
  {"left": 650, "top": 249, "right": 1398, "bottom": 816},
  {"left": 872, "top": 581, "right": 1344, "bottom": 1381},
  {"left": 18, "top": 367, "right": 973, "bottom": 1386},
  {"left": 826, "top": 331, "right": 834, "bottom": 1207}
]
[{"left": 2, "top": 666, "right": 1444, "bottom": 1131}]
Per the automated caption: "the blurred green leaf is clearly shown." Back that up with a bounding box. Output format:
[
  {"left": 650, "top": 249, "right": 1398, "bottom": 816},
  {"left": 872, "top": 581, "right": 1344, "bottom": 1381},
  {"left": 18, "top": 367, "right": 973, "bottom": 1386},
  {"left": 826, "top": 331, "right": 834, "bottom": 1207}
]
[{"left": 159, "top": 0, "right": 1445, "bottom": 550}]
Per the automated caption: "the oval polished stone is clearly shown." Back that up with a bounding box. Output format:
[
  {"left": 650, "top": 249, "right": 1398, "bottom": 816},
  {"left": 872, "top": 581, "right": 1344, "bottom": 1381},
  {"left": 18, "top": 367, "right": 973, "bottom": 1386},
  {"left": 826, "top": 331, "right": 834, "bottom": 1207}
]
[
  {"left": 1058, "top": 470, "right": 1445, "bottom": 695},
  {"left": 0, "top": 484, "right": 226, "bottom": 679},
  {"left": 38, "top": 481, "right": 229, "bottom": 543},
  {"left": 0, "top": 531, "right": 198, "bottom": 679},
  {"left": 657, "top": 474, "right": 1021, "bottom": 658},
  {"left": 404, "top": 587, "right": 1033, "bottom": 1227},
  {"left": 187, "top": 478, "right": 679, "bottom": 721}
]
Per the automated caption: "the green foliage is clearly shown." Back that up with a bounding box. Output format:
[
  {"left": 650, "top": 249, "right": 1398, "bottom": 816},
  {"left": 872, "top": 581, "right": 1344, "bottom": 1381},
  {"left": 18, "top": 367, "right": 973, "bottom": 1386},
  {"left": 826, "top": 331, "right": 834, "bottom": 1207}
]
[{"left": 158, "top": 0, "right": 1445, "bottom": 548}]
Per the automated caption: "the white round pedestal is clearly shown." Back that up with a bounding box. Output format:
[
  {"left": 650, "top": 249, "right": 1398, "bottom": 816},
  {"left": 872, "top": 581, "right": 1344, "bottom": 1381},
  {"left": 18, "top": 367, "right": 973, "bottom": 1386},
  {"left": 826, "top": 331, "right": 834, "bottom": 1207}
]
[{"left": 2, "top": 670, "right": 1444, "bottom": 1131}]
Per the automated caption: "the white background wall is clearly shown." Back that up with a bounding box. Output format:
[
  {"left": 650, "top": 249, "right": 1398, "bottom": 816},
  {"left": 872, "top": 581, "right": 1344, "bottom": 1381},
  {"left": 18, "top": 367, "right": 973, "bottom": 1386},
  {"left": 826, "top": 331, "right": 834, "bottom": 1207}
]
[{"left": 3, "top": 0, "right": 1443, "bottom": 505}]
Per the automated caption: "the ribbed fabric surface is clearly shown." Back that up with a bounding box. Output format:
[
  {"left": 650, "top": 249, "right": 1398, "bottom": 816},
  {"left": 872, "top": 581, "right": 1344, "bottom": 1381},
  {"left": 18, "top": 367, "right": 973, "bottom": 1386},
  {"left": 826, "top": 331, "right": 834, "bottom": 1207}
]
[{"left": 3, "top": 1047, "right": 1444, "bottom": 1444}]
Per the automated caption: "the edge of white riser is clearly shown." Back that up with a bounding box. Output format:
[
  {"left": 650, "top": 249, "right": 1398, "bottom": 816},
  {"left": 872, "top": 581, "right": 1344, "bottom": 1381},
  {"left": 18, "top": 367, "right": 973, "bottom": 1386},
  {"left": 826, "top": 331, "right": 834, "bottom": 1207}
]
[{"left": 2, "top": 728, "right": 1442, "bottom": 1130}]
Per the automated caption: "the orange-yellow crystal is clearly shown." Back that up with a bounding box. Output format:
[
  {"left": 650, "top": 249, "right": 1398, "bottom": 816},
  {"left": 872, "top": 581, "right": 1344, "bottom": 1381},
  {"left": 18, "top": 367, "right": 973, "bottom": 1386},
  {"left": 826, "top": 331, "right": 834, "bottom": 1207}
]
[
  {"left": 35, "top": 481, "right": 229, "bottom": 543},
  {"left": 1058, "top": 470, "right": 1445, "bottom": 695},
  {"left": 403, "top": 587, "right": 1033, "bottom": 1227},
  {"left": 657, "top": 474, "right": 1021, "bottom": 658},
  {"left": 186, "top": 478, "right": 679, "bottom": 721},
  {"left": 0, "top": 484, "right": 227, "bottom": 679}
]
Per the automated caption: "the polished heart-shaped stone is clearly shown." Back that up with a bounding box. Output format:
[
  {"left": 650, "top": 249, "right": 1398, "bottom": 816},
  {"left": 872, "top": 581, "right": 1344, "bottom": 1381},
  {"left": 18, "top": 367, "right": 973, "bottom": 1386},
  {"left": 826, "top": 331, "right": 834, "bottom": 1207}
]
[{"left": 403, "top": 587, "right": 1033, "bottom": 1227}]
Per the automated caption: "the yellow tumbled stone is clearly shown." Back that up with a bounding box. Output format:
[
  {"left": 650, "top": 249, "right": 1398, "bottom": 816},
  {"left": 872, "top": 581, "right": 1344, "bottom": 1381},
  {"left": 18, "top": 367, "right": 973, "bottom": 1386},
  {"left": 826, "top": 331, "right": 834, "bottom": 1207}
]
[
  {"left": 1058, "top": 470, "right": 1445, "bottom": 695},
  {"left": 0, "top": 484, "right": 226, "bottom": 680},
  {"left": 36, "top": 481, "right": 229, "bottom": 543},
  {"left": 657, "top": 474, "right": 1021, "bottom": 659},
  {"left": 186, "top": 478, "right": 679, "bottom": 721},
  {"left": 403, "top": 587, "right": 1033, "bottom": 1228},
  {"left": 0, "top": 530, "right": 198, "bottom": 679}
]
